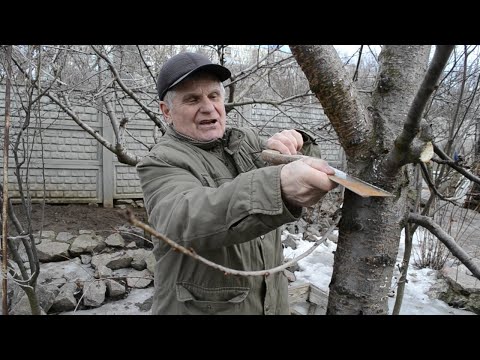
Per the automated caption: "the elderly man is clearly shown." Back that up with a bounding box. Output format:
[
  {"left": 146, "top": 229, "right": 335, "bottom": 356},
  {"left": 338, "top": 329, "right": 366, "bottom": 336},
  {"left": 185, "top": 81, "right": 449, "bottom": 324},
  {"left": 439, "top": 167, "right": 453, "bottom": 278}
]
[{"left": 137, "top": 52, "right": 336, "bottom": 315}]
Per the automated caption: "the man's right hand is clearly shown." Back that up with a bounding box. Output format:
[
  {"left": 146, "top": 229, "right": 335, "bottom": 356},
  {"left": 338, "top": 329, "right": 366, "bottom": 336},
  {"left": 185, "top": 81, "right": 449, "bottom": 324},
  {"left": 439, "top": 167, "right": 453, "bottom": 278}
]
[{"left": 280, "top": 157, "right": 338, "bottom": 208}]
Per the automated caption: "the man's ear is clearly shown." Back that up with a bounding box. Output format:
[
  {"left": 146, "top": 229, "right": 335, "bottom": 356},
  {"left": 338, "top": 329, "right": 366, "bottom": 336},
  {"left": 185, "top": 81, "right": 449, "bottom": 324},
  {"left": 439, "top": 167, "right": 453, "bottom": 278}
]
[{"left": 160, "top": 102, "right": 172, "bottom": 124}]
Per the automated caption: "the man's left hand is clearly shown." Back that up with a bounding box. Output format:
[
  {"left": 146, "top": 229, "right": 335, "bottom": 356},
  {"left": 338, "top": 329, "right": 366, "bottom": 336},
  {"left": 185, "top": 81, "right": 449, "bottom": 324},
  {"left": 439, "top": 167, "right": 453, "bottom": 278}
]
[{"left": 265, "top": 129, "right": 303, "bottom": 155}]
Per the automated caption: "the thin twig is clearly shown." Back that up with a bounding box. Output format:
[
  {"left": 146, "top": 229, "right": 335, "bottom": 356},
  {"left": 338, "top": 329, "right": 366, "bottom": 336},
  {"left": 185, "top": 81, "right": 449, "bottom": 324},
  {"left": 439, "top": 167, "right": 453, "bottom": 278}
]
[
  {"left": 91, "top": 45, "right": 165, "bottom": 132},
  {"left": 408, "top": 212, "right": 480, "bottom": 280},
  {"left": 352, "top": 45, "right": 363, "bottom": 82},
  {"left": 135, "top": 45, "right": 157, "bottom": 85},
  {"left": 420, "top": 162, "right": 461, "bottom": 205},
  {"left": 433, "top": 143, "right": 480, "bottom": 185},
  {"left": 126, "top": 209, "right": 340, "bottom": 277},
  {"left": 392, "top": 223, "right": 412, "bottom": 315},
  {"left": 2, "top": 45, "right": 12, "bottom": 315}
]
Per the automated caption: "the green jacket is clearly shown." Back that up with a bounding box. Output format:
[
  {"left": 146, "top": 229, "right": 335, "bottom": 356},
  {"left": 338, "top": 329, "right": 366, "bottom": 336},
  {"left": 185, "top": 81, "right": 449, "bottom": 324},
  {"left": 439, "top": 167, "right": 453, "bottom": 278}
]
[{"left": 136, "top": 126, "right": 320, "bottom": 315}]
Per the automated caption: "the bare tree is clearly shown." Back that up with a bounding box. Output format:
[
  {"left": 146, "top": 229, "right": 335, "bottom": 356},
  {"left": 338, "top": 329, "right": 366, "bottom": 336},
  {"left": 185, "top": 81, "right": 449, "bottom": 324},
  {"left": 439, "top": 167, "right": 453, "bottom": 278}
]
[
  {"left": 291, "top": 45, "right": 480, "bottom": 314},
  {"left": 8, "top": 45, "right": 318, "bottom": 166},
  {"left": 410, "top": 46, "right": 480, "bottom": 273},
  {"left": 1, "top": 45, "right": 45, "bottom": 315},
  {"left": 291, "top": 45, "right": 448, "bottom": 314},
  {"left": 1, "top": 45, "right": 328, "bottom": 314}
]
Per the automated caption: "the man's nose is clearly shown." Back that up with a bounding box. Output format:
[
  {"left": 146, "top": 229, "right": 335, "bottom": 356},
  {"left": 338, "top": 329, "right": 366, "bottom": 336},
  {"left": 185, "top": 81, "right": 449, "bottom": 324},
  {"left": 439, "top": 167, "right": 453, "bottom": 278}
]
[{"left": 199, "top": 97, "right": 215, "bottom": 112}]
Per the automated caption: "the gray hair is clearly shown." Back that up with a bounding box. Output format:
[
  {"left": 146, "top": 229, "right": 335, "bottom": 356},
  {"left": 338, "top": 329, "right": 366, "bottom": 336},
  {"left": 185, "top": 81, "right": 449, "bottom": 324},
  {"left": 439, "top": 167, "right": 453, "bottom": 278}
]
[{"left": 163, "top": 88, "right": 177, "bottom": 109}]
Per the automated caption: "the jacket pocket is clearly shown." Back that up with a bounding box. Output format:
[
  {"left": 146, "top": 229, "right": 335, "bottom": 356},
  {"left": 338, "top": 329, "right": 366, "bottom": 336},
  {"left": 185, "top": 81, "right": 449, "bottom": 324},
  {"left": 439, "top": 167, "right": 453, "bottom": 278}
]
[{"left": 176, "top": 282, "right": 249, "bottom": 314}]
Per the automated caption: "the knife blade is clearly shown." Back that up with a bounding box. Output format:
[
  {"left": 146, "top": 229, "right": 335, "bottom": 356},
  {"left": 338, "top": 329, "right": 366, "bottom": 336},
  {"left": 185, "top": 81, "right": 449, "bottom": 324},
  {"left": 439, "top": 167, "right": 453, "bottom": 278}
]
[{"left": 261, "top": 149, "right": 394, "bottom": 198}]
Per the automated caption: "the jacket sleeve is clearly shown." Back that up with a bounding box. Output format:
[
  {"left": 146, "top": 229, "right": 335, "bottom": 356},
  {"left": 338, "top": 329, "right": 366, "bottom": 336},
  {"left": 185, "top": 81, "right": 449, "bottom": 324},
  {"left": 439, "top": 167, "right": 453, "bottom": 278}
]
[
  {"left": 136, "top": 154, "right": 301, "bottom": 252},
  {"left": 296, "top": 129, "right": 323, "bottom": 158}
]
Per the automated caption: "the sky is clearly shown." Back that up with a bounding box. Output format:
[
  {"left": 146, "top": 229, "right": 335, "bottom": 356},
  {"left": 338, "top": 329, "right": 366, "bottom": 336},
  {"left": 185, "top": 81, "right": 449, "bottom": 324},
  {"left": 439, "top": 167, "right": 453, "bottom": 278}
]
[
  {"left": 333, "top": 45, "right": 362, "bottom": 55},
  {"left": 283, "top": 227, "right": 475, "bottom": 315},
  {"left": 333, "top": 45, "right": 382, "bottom": 63}
]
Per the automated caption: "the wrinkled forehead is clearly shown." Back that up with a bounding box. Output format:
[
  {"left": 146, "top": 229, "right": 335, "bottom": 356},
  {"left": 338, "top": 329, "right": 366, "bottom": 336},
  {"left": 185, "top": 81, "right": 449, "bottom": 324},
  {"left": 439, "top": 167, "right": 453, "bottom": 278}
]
[{"left": 173, "top": 71, "right": 223, "bottom": 93}]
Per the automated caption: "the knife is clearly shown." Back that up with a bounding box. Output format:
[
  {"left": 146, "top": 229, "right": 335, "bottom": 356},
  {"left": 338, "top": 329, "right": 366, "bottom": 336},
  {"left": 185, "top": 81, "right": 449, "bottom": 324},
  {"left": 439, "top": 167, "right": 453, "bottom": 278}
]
[{"left": 261, "top": 149, "right": 394, "bottom": 198}]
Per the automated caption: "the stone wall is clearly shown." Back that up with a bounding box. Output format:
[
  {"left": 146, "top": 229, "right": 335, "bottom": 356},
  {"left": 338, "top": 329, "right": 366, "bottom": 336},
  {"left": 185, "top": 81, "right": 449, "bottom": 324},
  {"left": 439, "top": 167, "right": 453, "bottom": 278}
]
[{"left": 0, "top": 86, "right": 342, "bottom": 205}]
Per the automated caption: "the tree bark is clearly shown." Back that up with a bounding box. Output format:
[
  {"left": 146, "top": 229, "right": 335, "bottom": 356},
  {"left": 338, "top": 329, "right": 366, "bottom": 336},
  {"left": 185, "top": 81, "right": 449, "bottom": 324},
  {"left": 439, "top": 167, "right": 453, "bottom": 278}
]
[{"left": 291, "top": 45, "right": 433, "bottom": 314}]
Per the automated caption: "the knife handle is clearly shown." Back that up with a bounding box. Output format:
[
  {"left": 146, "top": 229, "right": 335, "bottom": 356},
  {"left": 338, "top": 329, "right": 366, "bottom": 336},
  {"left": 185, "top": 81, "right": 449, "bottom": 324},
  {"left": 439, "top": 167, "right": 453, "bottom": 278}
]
[
  {"left": 260, "top": 149, "right": 310, "bottom": 165},
  {"left": 261, "top": 149, "right": 335, "bottom": 169},
  {"left": 261, "top": 149, "right": 344, "bottom": 180}
]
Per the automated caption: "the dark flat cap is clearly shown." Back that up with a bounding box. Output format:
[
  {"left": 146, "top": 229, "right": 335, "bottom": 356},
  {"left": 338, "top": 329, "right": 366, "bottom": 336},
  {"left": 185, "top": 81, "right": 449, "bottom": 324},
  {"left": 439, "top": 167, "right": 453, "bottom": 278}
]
[{"left": 157, "top": 52, "right": 231, "bottom": 100}]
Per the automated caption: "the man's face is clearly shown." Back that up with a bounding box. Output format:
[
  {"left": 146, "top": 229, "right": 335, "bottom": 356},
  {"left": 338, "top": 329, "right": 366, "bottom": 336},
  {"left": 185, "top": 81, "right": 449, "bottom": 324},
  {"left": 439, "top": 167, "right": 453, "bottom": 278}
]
[{"left": 161, "top": 74, "right": 226, "bottom": 142}]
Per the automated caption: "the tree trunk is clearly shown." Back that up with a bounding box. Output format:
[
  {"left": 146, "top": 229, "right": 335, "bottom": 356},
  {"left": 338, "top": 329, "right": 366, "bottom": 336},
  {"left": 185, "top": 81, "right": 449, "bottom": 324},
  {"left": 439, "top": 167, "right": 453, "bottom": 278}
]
[
  {"left": 291, "top": 45, "right": 431, "bottom": 314},
  {"left": 24, "top": 286, "right": 42, "bottom": 315},
  {"left": 465, "top": 118, "right": 480, "bottom": 209}
]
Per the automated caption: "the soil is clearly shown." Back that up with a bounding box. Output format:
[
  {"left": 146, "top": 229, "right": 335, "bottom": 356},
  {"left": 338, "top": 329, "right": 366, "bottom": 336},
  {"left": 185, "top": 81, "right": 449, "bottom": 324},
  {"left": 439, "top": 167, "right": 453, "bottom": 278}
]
[{"left": 10, "top": 203, "right": 148, "bottom": 235}]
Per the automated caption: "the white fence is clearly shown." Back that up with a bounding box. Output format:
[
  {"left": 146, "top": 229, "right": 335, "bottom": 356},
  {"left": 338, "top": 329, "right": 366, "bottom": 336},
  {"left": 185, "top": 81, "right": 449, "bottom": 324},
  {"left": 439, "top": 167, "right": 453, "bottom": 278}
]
[{"left": 0, "top": 87, "right": 342, "bottom": 206}]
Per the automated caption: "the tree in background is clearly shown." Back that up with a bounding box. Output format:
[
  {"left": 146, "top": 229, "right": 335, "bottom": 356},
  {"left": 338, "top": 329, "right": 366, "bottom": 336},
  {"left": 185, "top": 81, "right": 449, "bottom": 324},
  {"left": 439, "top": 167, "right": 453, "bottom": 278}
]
[
  {"left": 1, "top": 45, "right": 43, "bottom": 314},
  {"left": 292, "top": 45, "right": 480, "bottom": 314}
]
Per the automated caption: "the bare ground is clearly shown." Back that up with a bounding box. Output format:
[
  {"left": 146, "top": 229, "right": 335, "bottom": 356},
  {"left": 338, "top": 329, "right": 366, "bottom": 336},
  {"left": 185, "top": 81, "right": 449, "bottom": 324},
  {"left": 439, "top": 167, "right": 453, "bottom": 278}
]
[
  {"left": 10, "top": 203, "right": 148, "bottom": 235},
  {"left": 8, "top": 199, "right": 480, "bottom": 261}
]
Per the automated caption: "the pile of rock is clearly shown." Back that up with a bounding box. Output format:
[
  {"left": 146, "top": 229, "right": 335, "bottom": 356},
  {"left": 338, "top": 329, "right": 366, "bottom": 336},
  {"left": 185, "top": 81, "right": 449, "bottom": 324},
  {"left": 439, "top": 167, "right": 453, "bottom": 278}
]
[
  {"left": 2, "top": 226, "right": 155, "bottom": 315},
  {"left": 440, "top": 259, "right": 480, "bottom": 314}
]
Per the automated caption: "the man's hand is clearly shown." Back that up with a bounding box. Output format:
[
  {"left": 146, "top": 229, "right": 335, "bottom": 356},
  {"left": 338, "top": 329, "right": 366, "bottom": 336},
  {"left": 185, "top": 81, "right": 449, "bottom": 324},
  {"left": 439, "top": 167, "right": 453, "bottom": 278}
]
[
  {"left": 280, "top": 157, "right": 338, "bottom": 208},
  {"left": 266, "top": 129, "right": 303, "bottom": 155}
]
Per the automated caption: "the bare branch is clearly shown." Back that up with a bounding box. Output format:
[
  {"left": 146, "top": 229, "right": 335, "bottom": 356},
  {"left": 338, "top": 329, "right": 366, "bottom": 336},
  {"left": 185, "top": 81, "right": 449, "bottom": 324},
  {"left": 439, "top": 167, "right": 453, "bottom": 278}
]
[
  {"left": 11, "top": 50, "right": 141, "bottom": 166},
  {"left": 392, "top": 223, "right": 413, "bottom": 315},
  {"left": 135, "top": 45, "right": 157, "bottom": 85},
  {"left": 2, "top": 45, "right": 12, "bottom": 315},
  {"left": 91, "top": 45, "right": 165, "bottom": 132},
  {"left": 433, "top": 143, "right": 480, "bottom": 185},
  {"left": 407, "top": 141, "right": 434, "bottom": 164},
  {"left": 408, "top": 212, "right": 480, "bottom": 280},
  {"left": 61, "top": 95, "right": 140, "bottom": 166},
  {"left": 127, "top": 209, "right": 339, "bottom": 277},
  {"left": 419, "top": 162, "right": 461, "bottom": 205},
  {"left": 225, "top": 91, "right": 313, "bottom": 108},
  {"left": 385, "top": 46, "right": 454, "bottom": 172},
  {"left": 228, "top": 50, "right": 293, "bottom": 87},
  {"left": 352, "top": 45, "right": 363, "bottom": 82},
  {"left": 5, "top": 237, "right": 33, "bottom": 282},
  {"left": 290, "top": 45, "right": 372, "bottom": 158},
  {"left": 124, "top": 128, "right": 152, "bottom": 150},
  {"left": 103, "top": 97, "right": 121, "bottom": 143},
  {"left": 445, "top": 45, "right": 469, "bottom": 156}
]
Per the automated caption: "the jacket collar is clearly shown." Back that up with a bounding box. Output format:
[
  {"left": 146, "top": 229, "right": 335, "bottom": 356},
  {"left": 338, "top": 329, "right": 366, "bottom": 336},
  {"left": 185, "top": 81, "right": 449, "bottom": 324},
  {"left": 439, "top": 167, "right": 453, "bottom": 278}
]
[{"left": 166, "top": 125, "right": 245, "bottom": 151}]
